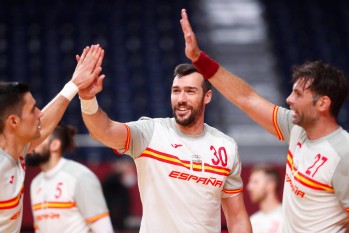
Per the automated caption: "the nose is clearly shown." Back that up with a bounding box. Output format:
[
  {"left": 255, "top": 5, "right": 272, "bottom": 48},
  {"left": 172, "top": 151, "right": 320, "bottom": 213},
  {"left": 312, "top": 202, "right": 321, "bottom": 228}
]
[
  {"left": 286, "top": 93, "right": 293, "bottom": 106},
  {"left": 177, "top": 91, "right": 187, "bottom": 103},
  {"left": 36, "top": 108, "right": 43, "bottom": 118}
]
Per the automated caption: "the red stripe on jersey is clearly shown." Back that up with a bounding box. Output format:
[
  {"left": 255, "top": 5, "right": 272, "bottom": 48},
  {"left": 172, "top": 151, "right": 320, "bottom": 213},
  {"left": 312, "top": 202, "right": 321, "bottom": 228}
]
[
  {"left": 141, "top": 147, "right": 230, "bottom": 176},
  {"left": 113, "top": 123, "right": 131, "bottom": 155},
  {"left": 0, "top": 185, "right": 24, "bottom": 210},
  {"left": 33, "top": 202, "right": 76, "bottom": 210},
  {"left": 86, "top": 212, "right": 110, "bottom": 223},
  {"left": 223, "top": 187, "right": 243, "bottom": 194},
  {"left": 273, "top": 106, "right": 284, "bottom": 140}
]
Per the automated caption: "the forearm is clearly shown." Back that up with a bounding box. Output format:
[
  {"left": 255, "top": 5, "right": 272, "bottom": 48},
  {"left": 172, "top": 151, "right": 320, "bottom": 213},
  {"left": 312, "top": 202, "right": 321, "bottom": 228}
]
[
  {"left": 81, "top": 99, "right": 128, "bottom": 149},
  {"left": 29, "top": 82, "right": 78, "bottom": 151},
  {"left": 208, "top": 66, "right": 278, "bottom": 136}
]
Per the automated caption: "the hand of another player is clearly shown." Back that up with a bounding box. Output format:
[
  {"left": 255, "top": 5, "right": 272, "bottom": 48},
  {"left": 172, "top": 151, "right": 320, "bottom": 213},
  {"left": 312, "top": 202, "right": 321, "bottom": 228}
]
[
  {"left": 180, "top": 9, "right": 201, "bottom": 62},
  {"left": 71, "top": 44, "right": 104, "bottom": 91}
]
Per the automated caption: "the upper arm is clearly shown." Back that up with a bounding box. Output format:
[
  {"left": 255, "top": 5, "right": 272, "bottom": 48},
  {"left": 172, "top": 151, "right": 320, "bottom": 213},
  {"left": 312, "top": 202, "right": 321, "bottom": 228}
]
[
  {"left": 209, "top": 67, "right": 279, "bottom": 137},
  {"left": 221, "top": 193, "right": 252, "bottom": 233}
]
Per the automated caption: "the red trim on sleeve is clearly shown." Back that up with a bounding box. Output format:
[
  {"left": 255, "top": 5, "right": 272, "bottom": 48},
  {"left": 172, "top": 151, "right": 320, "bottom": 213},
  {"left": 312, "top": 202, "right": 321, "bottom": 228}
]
[
  {"left": 272, "top": 106, "right": 284, "bottom": 141},
  {"left": 113, "top": 124, "right": 131, "bottom": 155}
]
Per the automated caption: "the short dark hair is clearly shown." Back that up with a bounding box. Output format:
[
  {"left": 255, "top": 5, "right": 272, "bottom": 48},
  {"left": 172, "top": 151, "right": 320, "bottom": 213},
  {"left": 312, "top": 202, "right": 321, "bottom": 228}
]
[
  {"left": 291, "top": 61, "right": 349, "bottom": 117},
  {"left": 173, "top": 63, "right": 212, "bottom": 94},
  {"left": 251, "top": 164, "right": 281, "bottom": 191},
  {"left": 50, "top": 123, "right": 77, "bottom": 153},
  {"left": 0, "top": 82, "right": 30, "bottom": 133}
]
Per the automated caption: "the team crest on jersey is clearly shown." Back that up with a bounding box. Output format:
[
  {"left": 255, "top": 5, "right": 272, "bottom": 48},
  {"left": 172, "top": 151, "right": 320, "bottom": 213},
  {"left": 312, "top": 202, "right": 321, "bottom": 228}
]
[{"left": 191, "top": 154, "right": 203, "bottom": 172}]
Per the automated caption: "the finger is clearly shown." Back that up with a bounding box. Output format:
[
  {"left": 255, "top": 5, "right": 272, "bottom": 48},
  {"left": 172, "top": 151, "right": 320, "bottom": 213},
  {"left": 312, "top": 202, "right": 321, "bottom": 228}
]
[
  {"left": 85, "top": 44, "right": 100, "bottom": 65},
  {"left": 180, "top": 9, "right": 193, "bottom": 34},
  {"left": 78, "top": 46, "right": 89, "bottom": 64},
  {"left": 76, "top": 55, "right": 80, "bottom": 63},
  {"left": 95, "top": 49, "right": 104, "bottom": 68},
  {"left": 91, "top": 66, "right": 103, "bottom": 80}
]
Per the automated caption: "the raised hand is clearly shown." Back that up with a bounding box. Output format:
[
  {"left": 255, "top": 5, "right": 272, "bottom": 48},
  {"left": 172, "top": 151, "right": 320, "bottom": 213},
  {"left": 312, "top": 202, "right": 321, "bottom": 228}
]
[
  {"left": 72, "top": 44, "right": 104, "bottom": 90},
  {"left": 180, "top": 9, "right": 201, "bottom": 62}
]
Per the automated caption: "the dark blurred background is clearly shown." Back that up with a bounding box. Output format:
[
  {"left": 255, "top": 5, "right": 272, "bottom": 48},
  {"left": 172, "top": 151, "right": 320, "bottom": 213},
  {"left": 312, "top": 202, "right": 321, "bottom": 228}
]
[{"left": 1, "top": 0, "right": 348, "bottom": 232}]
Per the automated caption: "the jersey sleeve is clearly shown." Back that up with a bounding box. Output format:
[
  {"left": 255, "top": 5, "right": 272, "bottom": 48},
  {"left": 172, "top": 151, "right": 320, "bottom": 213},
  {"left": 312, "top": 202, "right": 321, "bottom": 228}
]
[
  {"left": 74, "top": 170, "right": 111, "bottom": 224},
  {"left": 221, "top": 142, "right": 243, "bottom": 198},
  {"left": 125, "top": 117, "right": 155, "bottom": 159},
  {"left": 332, "top": 153, "right": 349, "bottom": 213},
  {"left": 274, "top": 106, "right": 294, "bottom": 143}
]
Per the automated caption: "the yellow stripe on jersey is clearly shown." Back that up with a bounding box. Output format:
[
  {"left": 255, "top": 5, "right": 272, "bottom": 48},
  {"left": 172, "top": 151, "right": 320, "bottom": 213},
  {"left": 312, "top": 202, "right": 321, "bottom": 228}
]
[
  {"left": 223, "top": 187, "right": 243, "bottom": 194},
  {"left": 86, "top": 212, "right": 110, "bottom": 223},
  {"left": 273, "top": 106, "right": 284, "bottom": 141},
  {"left": 287, "top": 151, "right": 334, "bottom": 192},
  {"left": 33, "top": 202, "right": 76, "bottom": 210},
  {"left": 0, "top": 185, "right": 24, "bottom": 210},
  {"left": 141, "top": 147, "right": 231, "bottom": 176}
]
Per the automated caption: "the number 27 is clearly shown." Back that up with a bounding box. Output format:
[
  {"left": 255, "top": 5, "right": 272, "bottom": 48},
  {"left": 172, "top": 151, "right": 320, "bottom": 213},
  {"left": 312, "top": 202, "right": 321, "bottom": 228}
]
[{"left": 305, "top": 154, "right": 328, "bottom": 177}]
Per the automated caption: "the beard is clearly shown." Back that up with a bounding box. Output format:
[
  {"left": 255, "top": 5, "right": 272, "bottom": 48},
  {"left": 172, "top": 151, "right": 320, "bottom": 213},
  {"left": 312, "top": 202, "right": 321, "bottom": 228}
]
[
  {"left": 172, "top": 100, "right": 204, "bottom": 127},
  {"left": 25, "top": 150, "right": 50, "bottom": 167}
]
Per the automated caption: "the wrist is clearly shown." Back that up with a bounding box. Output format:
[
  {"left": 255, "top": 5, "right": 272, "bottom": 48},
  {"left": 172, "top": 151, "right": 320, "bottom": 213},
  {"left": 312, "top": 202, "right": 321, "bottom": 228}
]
[
  {"left": 60, "top": 81, "right": 78, "bottom": 101},
  {"left": 192, "top": 51, "right": 219, "bottom": 80},
  {"left": 80, "top": 96, "right": 99, "bottom": 115}
]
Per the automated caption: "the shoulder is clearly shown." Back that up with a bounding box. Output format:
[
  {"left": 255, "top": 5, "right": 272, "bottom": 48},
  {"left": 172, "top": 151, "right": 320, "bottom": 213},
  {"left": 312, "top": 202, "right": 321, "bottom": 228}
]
[
  {"left": 62, "top": 159, "right": 98, "bottom": 181},
  {"left": 204, "top": 123, "right": 238, "bottom": 146}
]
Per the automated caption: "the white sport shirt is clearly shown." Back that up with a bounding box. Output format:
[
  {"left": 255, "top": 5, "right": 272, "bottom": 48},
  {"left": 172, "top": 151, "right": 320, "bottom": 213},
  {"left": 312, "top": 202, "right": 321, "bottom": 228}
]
[
  {"left": 274, "top": 106, "right": 349, "bottom": 232},
  {"left": 0, "top": 146, "right": 28, "bottom": 233},
  {"left": 30, "top": 158, "right": 111, "bottom": 233},
  {"left": 250, "top": 205, "right": 282, "bottom": 233},
  {"left": 124, "top": 117, "right": 243, "bottom": 233}
]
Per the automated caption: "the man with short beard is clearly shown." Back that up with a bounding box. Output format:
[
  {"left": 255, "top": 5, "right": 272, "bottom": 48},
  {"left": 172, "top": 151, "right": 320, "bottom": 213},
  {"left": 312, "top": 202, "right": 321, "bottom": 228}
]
[
  {"left": 0, "top": 44, "right": 104, "bottom": 233},
  {"left": 247, "top": 165, "right": 282, "bottom": 233},
  {"left": 77, "top": 63, "right": 252, "bottom": 233},
  {"left": 180, "top": 8, "right": 349, "bottom": 233},
  {"left": 26, "top": 124, "right": 113, "bottom": 233}
]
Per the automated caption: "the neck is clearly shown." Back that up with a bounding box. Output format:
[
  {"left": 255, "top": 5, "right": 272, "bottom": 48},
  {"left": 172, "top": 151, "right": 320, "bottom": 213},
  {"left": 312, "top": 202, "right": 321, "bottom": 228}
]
[
  {"left": 40, "top": 153, "right": 62, "bottom": 172},
  {"left": 259, "top": 194, "right": 281, "bottom": 213},
  {"left": 0, "top": 134, "right": 27, "bottom": 161},
  {"left": 175, "top": 120, "right": 205, "bottom": 136},
  {"left": 305, "top": 118, "right": 339, "bottom": 140}
]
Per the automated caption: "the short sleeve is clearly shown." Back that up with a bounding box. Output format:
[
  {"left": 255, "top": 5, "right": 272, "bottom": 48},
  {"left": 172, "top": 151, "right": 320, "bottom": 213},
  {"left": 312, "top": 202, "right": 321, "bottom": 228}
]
[
  {"left": 274, "top": 106, "right": 294, "bottom": 143},
  {"left": 221, "top": 143, "right": 243, "bottom": 198},
  {"left": 75, "top": 170, "right": 109, "bottom": 222},
  {"left": 333, "top": 154, "right": 349, "bottom": 212},
  {"left": 125, "top": 117, "right": 155, "bottom": 159}
]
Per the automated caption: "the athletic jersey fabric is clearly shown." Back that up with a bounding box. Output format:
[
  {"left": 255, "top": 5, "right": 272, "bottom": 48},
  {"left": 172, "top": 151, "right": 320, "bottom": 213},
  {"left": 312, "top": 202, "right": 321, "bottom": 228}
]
[
  {"left": 125, "top": 117, "right": 243, "bottom": 233},
  {"left": 30, "top": 158, "right": 110, "bottom": 233},
  {"left": 274, "top": 106, "right": 349, "bottom": 232},
  {"left": 250, "top": 205, "right": 282, "bottom": 233},
  {"left": 0, "top": 145, "right": 28, "bottom": 233}
]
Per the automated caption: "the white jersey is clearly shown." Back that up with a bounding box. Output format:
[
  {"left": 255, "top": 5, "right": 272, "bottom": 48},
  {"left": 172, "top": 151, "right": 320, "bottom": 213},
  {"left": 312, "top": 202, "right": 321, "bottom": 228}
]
[
  {"left": 250, "top": 205, "right": 282, "bottom": 233},
  {"left": 30, "top": 158, "right": 110, "bottom": 233},
  {"left": 0, "top": 146, "right": 28, "bottom": 233},
  {"left": 274, "top": 106, "right": 349, "bottom": 232},
  {"left": 125, "top": 117, "right": 243, "bottom": 233}
]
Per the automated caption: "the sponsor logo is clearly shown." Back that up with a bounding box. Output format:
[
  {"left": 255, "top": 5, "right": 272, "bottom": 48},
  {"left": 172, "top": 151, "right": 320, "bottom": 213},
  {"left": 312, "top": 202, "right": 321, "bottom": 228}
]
[
  {"left": 171, "top": 144, "right": 183, "bottom": 148},
  {"left": 10, "top": 210, "right": 21, "bottom": 220},
  {"left": 36, "top": 213, "right": 60, "bottom": 221},
  {"left": 285, "top": 173, "right": 305, "bottom": 198},
  {"left": 169, "top": 170, "right": 223, "bottom": 187}
]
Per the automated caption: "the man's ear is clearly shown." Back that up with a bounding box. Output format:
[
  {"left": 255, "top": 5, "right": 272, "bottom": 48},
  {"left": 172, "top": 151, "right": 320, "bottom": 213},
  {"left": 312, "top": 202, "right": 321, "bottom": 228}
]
[
  {"left": 50, "top": 139, "right": 61, "bottom": 152},
  {"left": 204, "top": 90, "right": 212, "bottom": 104},
  {"left": 7, "top": 114, "right": 20, "bottom": 130},
  {"left": 318, "top": 96, "right": 331, "bottom": 112}
]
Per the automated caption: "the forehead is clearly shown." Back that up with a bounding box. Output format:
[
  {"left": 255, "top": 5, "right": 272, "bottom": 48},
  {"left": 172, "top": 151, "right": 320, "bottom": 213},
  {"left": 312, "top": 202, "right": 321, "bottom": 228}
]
[
  {"left": 293, "top": 78, "right": 312, "bottom": 91},
  {"left": 172, "top": 72, "right": 203, "bottom": 88},
  {"left": 22, "top": 92, "right": 36, "bottom": 110}
]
